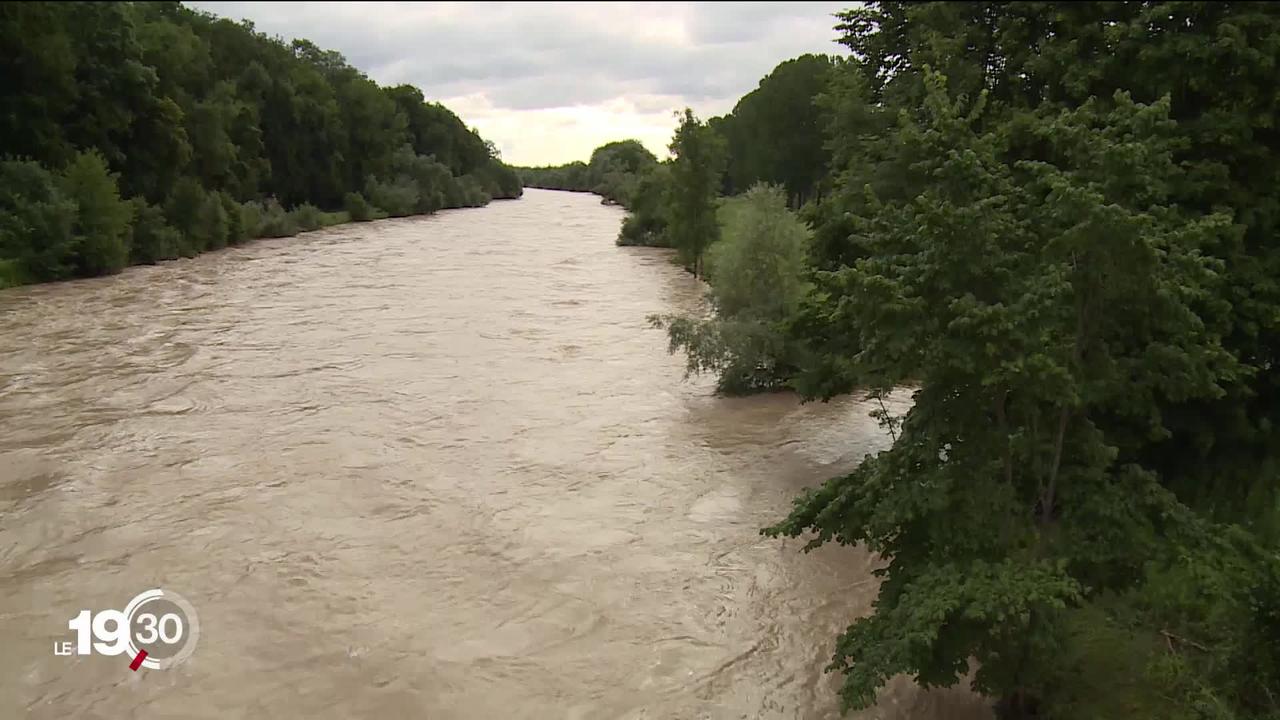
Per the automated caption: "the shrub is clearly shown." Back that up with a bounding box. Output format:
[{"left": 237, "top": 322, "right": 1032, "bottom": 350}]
[
  {"left": 0, "top": 258, "right": 24, "bottom": 289},
  {"left": 344, "top": 191, "right": 373, "bottom": 222},
  {"left": 618, "top": 213, "right": 670, "bottom": 247},
  {"left": 455, "top": 174, "right": 492, "bottom": 208},
  {"left": 128, "top": 198, "right": 182, "bottom": 264},
  {"left": 220, "top": 192, "right": 247, "bottom": 245},
  {"left": 239, "top": 201, "right": 263, "bottom": 239},
  {"left": 164, "top": 177, "right": 208, "bottom": 256},
  {"left": 614, "top": 165, "right": 670, "bottom": 247},
  {"left": 364, "top": 176, "right": 418, "bottom": 217},
  {"left": 649, "top": 184, "right": 811, "bottom": 394},
  {"left": 200, "top": 193, "right": 229, "bottom": 250},
  {"left": 251, "top": 198, "right": 298, "bottom": 238},
  {"left": 289, "top": 202, "right": 323, "bottom": 232}
]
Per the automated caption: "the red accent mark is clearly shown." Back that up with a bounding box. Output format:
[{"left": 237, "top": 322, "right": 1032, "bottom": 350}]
[{"left": 129, "top": 650, "right": 148, "bottom": 671}]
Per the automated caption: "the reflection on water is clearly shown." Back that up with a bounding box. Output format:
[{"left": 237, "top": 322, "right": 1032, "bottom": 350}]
[{"left": 0, "top": 189, "right": 989, "bottom": 718}]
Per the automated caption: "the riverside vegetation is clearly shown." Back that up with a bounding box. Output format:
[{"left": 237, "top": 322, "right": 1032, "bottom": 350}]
[
  {"left": 7, "top": 1, "right": 1280, "bottom": 718},
  {"left": 0, "top": 1, "right": 521, "bottom": 289},
  {"left": 529, "top": 2, "right": 1280, "bottom": 718}
]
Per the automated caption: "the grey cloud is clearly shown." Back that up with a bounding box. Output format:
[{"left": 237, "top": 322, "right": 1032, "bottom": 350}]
[{"left": 190, "top": 1, "right": 848, "bottom": 112}]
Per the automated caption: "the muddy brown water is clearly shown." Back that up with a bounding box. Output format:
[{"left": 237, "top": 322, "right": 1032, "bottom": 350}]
[{"left": 0, "top": 189, "right": 988, "bottom": 718}]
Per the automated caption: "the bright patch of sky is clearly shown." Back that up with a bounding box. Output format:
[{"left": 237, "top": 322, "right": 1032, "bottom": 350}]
[{"left": 188, "top": 2, "right": 850, "bottom": 165}]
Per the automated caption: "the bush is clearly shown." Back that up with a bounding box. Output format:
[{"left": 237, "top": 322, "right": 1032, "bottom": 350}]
[
  {"left": 0, "top": 159, "right": 78, "bottom": 282},
  {"left": 344, "top": 191, "right": 374, "bottom": 222},
  {"left": 649, "top": 184, "right": 811, "bottom": 394},
  {"left": 618, "top": 213, "right": 670, "bottom": 247},
  {"left": 615, "top": 165, "right": 670, "bottom": 247},
  {"left": 455, "top": 174, "right": 492, "bottom": 208},
  {"left": 476, "top": 160, "right": 522, "bottom": 199},
  {"left": 0, "top": 258, "right": 24, "bottom": 289},
  {"left": 239, "top": 201, "right": 263, "bottom": 239},
  {"left": 220, "top": 192, "right": 247, "bottom": 245},
  {"left": 249, "top": 198, "right": 298, "bottom": 238},
  {"left": 289, "top": 202, "right": 323, "bottom": 232},
  {"left": 317, "top": 210, "right": 349, "bottom": 227},
  {"left": 128, "top": 198, "right": 182, "bottom": 264},
  {"left": 364, "top": 176, "right": 419, "bottom": 217},
  {"left": 200, "top": 193, "right": 229, "bottom": 250}
]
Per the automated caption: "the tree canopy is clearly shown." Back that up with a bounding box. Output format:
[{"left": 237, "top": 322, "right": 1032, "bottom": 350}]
[{"left": 0, "top": 1, "right": 521, "bottom": 287}]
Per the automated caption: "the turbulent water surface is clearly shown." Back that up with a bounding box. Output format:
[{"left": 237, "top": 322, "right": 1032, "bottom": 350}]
[{"left": 0, "top": 189, "right": 987, "bottom": 718}]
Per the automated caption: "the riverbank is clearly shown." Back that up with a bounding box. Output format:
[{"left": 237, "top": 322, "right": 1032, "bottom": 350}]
[{"left": 0, "top": 192, "right": 523, "bottom": 292}]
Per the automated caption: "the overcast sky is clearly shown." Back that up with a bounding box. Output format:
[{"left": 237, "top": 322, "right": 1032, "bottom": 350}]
[{"left": 188, "top": 2, "right": 850, "bottom": 166}]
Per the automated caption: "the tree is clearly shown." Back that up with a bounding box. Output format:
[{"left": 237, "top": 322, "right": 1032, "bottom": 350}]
[
  {"left": 0, "top": 1, "right": 520, "bottom": 287},
  {"left": 0, "top": 160, "right": 78, "bottom": 282},
  {"left": 651, "top": 184, "right": 812, "bottom": 394},
  {"left": 60, "top": 150, "right": 132, "bottom": 275},
  {"left": 769, "top": 68, "right": 1249, "bottom": 715},
  {"left": 667, "top": 109, "right": 726, "bottom": 278},
  {"left": 714, "top": 54, "right": 835, "bottom": 206}
]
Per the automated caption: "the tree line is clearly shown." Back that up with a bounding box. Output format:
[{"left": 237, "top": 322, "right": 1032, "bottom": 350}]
[
  {"left": 0, "top": 1, "right": 522, "bottom": 288},
  {"left": 543, "top": 2, "right": 1280, "bottom": 717}
]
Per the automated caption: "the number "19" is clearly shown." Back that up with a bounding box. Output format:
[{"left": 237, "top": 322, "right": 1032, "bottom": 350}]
[{"left": 68, "top": 610, "right": 183, "bottom": 656}]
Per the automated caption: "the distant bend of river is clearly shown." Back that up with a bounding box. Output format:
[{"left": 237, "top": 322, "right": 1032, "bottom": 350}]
[{"left": 0, "top": 189, "right": 988, "bottom": 719}]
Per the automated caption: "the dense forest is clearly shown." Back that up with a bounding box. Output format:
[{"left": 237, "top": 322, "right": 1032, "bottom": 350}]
[
  {"left": 0, "top": 1, "right": 521, "bottom": 289},
  {"left": 551, "top": 2, "right": 1280, "bottom": 717}
]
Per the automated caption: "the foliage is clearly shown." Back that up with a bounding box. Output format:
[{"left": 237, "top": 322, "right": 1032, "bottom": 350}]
[
  {"left": 0, "top": 1, "right": 522, "bottom": 289},
  {"left": 762, "top": 2, "right": 1280, "bottom": 715},
  {"left": 128, "top": 197, "right": 181, "bottom": 264},
  {"left": 515, "top": 160, "right": 591, "bottom": 193},
  {"left": 289, "top": 202, "right": 323, "bottom": 232},
  {"left": 617, "top": 164, "right": 672, "bottom": 247},
  {"left": 343, "top": 191, "right": 374, "bottom": 222},
  {"left": 247, "top": 198, "right": 297, "bottom": 238},
  {"left": 516, "top": 139, "right": 657, "bottom": 207},
  {"left": 220, "top": 190, "right": 246, "bottom": 245},
  {"left": 0, "top": 159, "right": 78, "bottom": 282},
  {"left": 363, "top": 176, "right": 419, "bottom": 218},
  {"left": 711, "top": 54, "right": 835, "bottom": 206},
  {"left": 666, "top": 109, "right": 727, "bottom": 277},
  {"left": 651, "top": 184, "right": 812, "bottom": 394},
  {"left": 59, "top": 150, "right": 132, "bottom": 275}
]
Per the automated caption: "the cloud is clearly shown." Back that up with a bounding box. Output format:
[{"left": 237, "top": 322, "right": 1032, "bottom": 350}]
[{"left": 188, "top": 1, "right": 850, "bottom": 165}]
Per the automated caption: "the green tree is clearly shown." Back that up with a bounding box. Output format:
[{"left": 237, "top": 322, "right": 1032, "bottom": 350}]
[
  {"left": 769, "top": 70, "right": 1248, "bottom": 716},
  {"left": 651, "top": 184, "right": 812, "bottom": 394},
  {"left": 0, "top": 160, "right": 78, "bottom": 282},
  {"left": 0, "top": 1, "right": 519, "bottom": 287},
  {"left": 60, "top": 150, "right": 132, "bottom": 275},
  {"left": 0, "top": 3, "right": 78, "bottom": 166},
  {"left": 127, "top": 197, "right": 181, "bottom": 264},
  {"left": 667, "top": 109, "right": 726, "bottom": 278},
  {"left": 616, "top": 163, "right": 672, "bottom": 247},
  {"left": 714, "top": 54, "right": 834, "bottom": 205},
  {"left": 343, "top": 191, "right": 374, "bottom": 222}
]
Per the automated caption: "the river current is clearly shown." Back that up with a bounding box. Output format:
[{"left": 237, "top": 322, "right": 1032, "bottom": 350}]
[{"left": 0, "top": 189, "right": 987, "bottom": 719}]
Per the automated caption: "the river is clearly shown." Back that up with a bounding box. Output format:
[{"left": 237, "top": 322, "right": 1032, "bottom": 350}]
[{"left": 0, "top": 189, "right": 987, "bottom": 718}]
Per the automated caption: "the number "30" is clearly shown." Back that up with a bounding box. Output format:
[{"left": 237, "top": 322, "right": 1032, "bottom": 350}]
[{"left": 67, "top": 610, "right": 184, "bottom": 656}]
